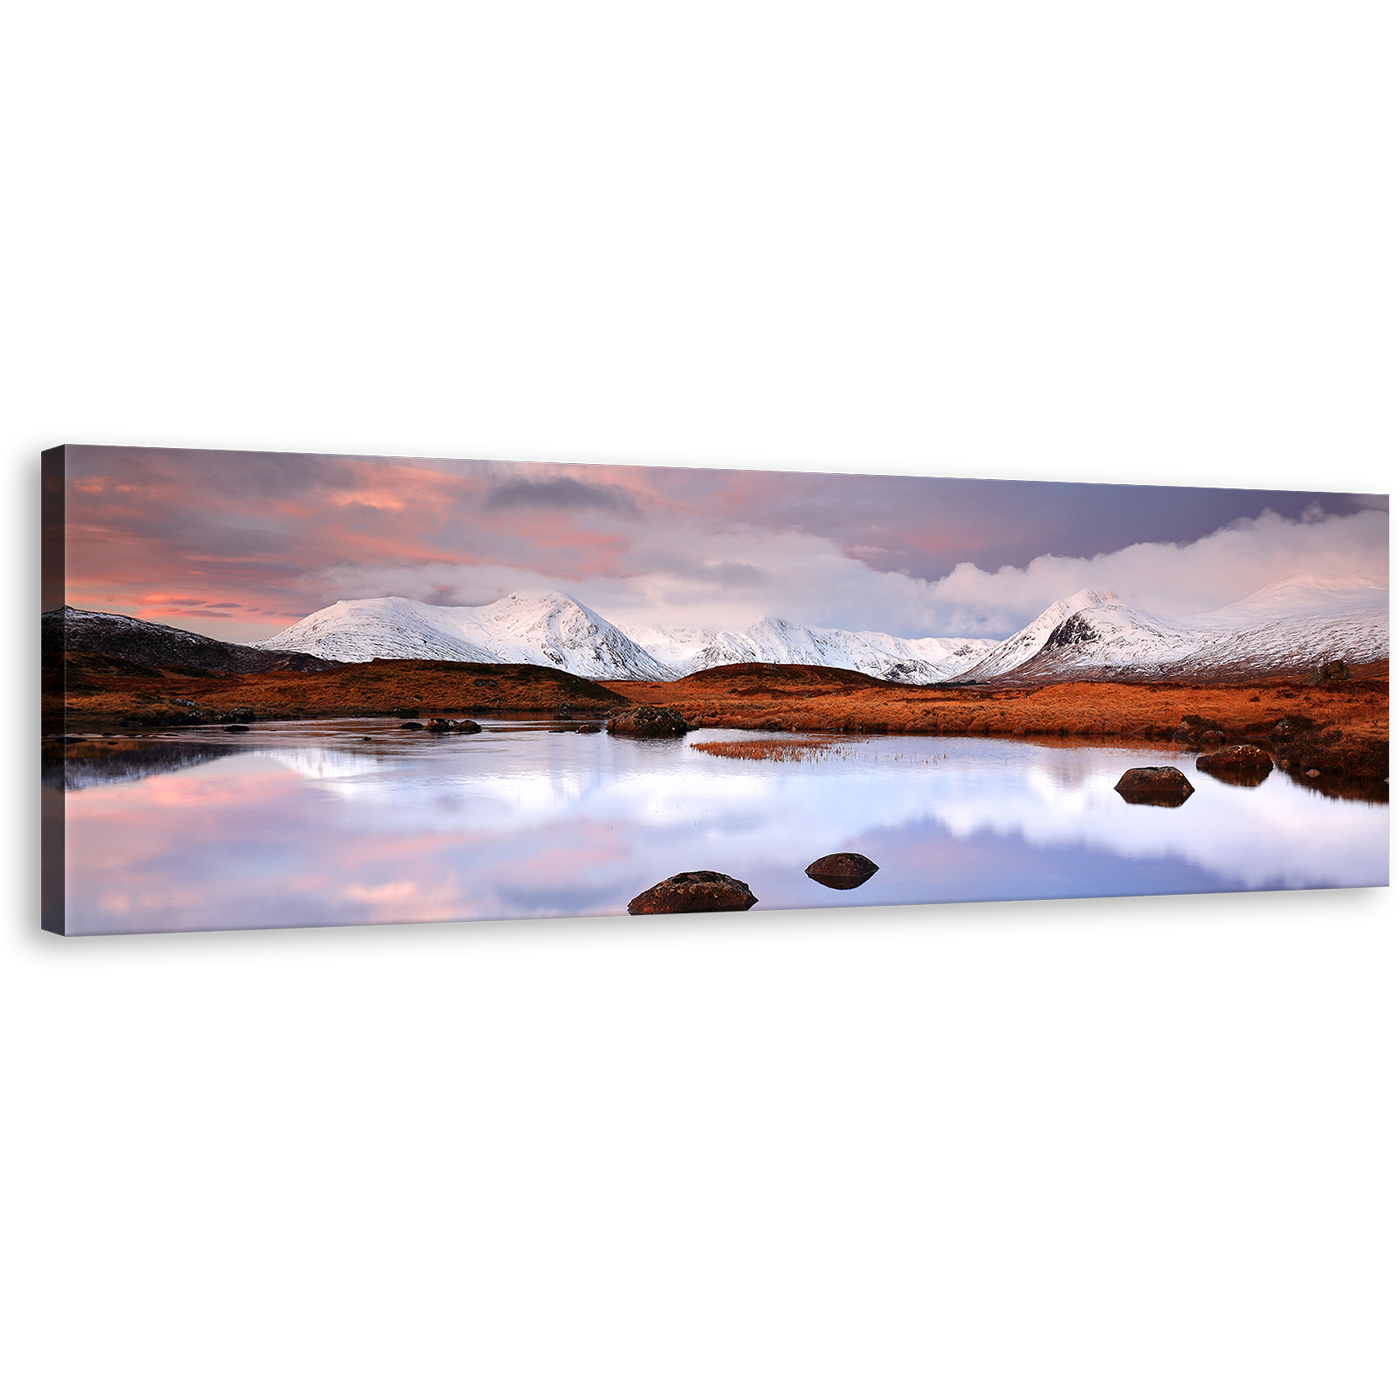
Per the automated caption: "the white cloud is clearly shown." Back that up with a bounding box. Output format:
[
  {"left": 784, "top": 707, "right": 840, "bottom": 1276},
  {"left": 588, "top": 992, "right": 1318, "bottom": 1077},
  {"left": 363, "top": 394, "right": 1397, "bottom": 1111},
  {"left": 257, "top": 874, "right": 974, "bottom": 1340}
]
[
  {"left": 922, "top": 507, "right": 1390, "bottom": 635},
  {"left": 288, "top": 507, "right": 1388, "bottom": 644}
]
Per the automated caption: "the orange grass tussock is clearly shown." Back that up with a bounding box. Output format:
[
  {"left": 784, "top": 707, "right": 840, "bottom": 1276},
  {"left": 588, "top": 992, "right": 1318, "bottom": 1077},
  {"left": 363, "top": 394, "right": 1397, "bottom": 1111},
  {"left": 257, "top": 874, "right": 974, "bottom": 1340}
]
[{"left": 690, "top": 736, "right": 854, "bottom": 763}]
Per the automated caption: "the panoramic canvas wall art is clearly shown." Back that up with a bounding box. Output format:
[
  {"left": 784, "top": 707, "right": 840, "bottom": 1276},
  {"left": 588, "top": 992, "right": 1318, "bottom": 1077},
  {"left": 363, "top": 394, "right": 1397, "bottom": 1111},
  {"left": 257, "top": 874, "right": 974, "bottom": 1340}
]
[{"left": 41, "top": 445, "right": 1390, "bottom": 936}]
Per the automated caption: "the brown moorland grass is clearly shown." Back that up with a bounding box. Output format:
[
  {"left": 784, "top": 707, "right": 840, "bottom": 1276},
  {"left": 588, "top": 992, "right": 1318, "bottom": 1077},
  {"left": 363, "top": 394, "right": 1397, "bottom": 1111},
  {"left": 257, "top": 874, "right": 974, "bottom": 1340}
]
[
  {"left": 612, "top": 660, "right": 1389, "bottom": 777},
  {"left": 44, "top": 654, "right": 629, "bottom": 728},
  {"left": 45, "top": 654, "right": 1388, "bottom": 778}
]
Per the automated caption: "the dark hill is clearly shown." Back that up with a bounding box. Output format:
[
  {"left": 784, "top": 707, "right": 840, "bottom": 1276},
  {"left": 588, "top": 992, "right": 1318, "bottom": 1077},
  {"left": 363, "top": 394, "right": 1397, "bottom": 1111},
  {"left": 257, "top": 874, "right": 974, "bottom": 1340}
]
[
  {"left": 43, "top": 606, "right": 341, "bottom": 674},
  {"left": 676, "top": 661, "right": 909, "bottom": 690}
]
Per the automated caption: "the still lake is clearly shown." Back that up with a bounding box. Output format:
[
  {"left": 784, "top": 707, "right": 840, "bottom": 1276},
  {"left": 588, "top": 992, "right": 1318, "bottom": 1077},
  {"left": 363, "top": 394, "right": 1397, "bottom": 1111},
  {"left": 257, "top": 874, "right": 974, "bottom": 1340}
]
[{"left": 55, "top": 719, "right": 1389, "bottom": 935}]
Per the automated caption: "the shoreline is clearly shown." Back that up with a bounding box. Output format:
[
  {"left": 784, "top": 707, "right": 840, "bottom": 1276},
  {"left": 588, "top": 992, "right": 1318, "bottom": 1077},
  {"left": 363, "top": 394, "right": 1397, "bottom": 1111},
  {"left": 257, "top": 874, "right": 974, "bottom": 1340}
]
[{"left": 45, "top": 655, "right": 1388, "bottom": 780}]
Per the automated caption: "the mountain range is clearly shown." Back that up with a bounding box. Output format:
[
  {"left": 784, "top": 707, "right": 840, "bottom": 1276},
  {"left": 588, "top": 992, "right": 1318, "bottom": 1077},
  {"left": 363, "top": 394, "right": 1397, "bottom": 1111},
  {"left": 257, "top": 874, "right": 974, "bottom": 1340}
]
[
  {"left": 626, "top": 617, "right": 997, "bottom": 683},
  {"left": 254, "top": 592, "right": 1000, "bottom": 683},
  {"left": 49, "top": 573, "right": 1388, "bottom": 688}
]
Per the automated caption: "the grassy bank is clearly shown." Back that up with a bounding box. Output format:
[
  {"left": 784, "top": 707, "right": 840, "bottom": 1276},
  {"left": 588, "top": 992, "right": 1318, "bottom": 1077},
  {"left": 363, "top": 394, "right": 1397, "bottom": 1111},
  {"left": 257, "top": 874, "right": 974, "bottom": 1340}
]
[
  {"left": 45, "top": 654, "right": 1388, "bottom": 779},
  {"left": 610, "top": 661, "right": 1390, "bottom": 778},
  {"left": 43, "top": 653, "right": 628, "bottom": 728}
]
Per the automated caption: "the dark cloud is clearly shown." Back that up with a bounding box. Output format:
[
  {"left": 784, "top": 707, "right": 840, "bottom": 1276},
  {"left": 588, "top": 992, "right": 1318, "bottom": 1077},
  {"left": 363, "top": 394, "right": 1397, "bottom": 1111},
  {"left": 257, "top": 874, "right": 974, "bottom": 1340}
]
[
  {"left": 66, "top": 445, "right": 364, "bottom": 498},
  {"left": 640, "top": 465, "right": 1388, "bottom": 581},
  {"left": 484, "top": 476, "right": 641, "bottom": 518}
]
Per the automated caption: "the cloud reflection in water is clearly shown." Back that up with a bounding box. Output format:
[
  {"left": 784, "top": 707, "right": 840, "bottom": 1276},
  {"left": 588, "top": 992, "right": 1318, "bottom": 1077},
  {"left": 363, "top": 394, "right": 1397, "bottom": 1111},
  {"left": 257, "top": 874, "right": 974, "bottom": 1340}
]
[{"left": 61, "top": 725, "right": 1388, "bottom": 934}]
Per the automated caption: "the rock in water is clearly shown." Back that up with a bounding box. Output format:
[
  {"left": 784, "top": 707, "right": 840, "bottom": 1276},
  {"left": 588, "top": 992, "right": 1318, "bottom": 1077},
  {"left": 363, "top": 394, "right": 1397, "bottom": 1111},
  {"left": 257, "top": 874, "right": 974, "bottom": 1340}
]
[
  {"left": 627, "top": 870, "right": 758, "bottom": 915},
  {"left": 607, "top": 704, "right": 689, "bottom": 738},
  {"left": 1114, "top": 766, "right": 1194, "bottom": 806},
  {"left": 805, "top": 852, "right": 880, "bottom": 889},
  {"left": 454, "top": 718, "right": 483, "bottom": 733},
  {"left": 1196, "top": 745, "right": 1274, "bottom": 775}
]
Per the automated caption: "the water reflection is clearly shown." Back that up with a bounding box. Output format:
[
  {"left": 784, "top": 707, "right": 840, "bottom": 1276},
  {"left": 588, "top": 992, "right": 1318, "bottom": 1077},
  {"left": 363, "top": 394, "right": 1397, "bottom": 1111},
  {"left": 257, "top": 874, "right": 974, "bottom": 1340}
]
[
  {"left": 1197, "top": 767, "right": 1269, "bottom": 788},
  {"left": 57, "top": 723, "right": 1389, "bottom": 935},
  {"left": 44, "top": 738, "right": 232, "bottom": 790}
]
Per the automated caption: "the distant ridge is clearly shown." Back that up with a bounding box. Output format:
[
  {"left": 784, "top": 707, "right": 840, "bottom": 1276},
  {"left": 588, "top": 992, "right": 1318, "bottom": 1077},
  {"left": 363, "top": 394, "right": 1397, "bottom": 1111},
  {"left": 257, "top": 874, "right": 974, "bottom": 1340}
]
[
  {"left": 631, "top": 616, "right": 998, "bottom": 684},
  {"left": 44, "top": 606, "right": 341, "bottom": 674}
]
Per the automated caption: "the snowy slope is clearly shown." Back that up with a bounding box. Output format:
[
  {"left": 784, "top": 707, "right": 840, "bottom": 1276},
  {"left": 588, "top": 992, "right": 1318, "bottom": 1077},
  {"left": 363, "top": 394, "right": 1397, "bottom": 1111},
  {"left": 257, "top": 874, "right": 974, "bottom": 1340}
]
[
  {"left": 957, "top": 589, "right": 1120, "bottom": 682},
  {"left": 250, "top": 573, "right": 1386, "bottom": 687},
  {"left": 258, "top": 596, "right": 996, "bottom": 684},
  {"left": 964, "top": 575, "right": 1389, "bottom": 683},
  {"left": 252, "top": 597, "right": 500, "bottom": 665},
  {"left": 253, "top": 593, "right": 678, "bottom": 680},
  {"left": 652, "top": 617, "right": 998, "bottom": 683},
  {"left": 624, "top": 623, "right": 717, "bottom": 671}
]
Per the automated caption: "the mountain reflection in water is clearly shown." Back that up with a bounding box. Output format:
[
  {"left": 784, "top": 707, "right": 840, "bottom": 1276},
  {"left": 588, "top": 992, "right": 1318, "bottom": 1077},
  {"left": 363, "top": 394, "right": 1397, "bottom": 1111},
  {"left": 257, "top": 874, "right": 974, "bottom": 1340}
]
[{"left": 55, "top": 721, "right": 1389, "bottom": 935}]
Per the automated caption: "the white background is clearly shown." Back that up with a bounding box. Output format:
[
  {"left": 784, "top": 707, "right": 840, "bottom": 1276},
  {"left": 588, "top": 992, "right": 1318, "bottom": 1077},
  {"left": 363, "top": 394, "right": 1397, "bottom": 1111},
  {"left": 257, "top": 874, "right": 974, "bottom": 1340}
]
[
  {"left": 5, "top": 5, "right": 1394, "bottom": 464},
  {"left": 5, "top": 940, "right": 1394, "bottom": 1400},
  {"left": 8, "top": 8, "right": 1388, "bottom": 1388}
]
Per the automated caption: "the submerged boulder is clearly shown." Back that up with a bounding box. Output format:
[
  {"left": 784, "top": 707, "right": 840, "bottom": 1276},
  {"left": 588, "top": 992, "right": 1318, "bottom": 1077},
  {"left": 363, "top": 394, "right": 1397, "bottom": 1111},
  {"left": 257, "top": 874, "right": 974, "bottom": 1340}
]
[
  {"left": 628, "top": 870, "right": 758, "bottom": 915},
  {"left": 607, "top": 704, "right": 689, "bottom": 738},
  {"left": 1114, "top": 766, "right": 1194, "bottom": 806},
  {"left": 805, "top": 852, "right": 880, "bottom": 890}
]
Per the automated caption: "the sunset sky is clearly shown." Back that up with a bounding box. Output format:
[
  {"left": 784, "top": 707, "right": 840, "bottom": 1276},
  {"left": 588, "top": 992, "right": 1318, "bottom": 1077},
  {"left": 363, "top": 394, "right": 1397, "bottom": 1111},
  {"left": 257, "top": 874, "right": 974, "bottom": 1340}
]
[{"left": 59, "top": 444, "right": 1389, "bottom": 644}]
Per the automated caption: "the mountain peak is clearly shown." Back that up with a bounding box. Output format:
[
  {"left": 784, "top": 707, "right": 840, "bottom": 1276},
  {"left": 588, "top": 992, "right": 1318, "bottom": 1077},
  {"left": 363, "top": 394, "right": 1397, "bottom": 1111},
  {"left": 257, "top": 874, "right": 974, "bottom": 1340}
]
[
  {"left": 253, "top": 592, "right": 676, "bottom": 679},
  {"left": 1063, "top": 587, "right": 1121, "bottom": 610}
]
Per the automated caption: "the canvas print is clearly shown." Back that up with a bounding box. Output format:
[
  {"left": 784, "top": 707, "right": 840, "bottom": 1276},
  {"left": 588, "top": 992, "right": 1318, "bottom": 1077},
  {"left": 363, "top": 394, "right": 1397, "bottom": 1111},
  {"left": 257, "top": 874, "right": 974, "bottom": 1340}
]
[{"left": 41, "top": 445, "right": 1389, "bottom": 936}]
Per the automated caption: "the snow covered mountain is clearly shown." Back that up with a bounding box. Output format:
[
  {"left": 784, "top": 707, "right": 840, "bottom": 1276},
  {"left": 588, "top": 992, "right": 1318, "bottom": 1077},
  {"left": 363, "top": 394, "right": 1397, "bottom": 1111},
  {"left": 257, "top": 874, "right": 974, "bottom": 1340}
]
[
  {"left": 255, "top": 594, "right": 998, "bottom": 684},
  {"left": 252, "top": 592, "right": 679, "bottom": 680},
  {"left": 955, "top": 589, "right": 1120, "bottom": 682},
  {"left": 249, "top": 574, "right": 1387, "bottom": 687},
  {"left": 636, "top": 617, "right": 998, "bottom": 683},
  {"left": 960, "top": 575, "right": 1389, "bottom": 684},
  {"left": 624, "top": 624, "right": 718, "bottom": 672}
]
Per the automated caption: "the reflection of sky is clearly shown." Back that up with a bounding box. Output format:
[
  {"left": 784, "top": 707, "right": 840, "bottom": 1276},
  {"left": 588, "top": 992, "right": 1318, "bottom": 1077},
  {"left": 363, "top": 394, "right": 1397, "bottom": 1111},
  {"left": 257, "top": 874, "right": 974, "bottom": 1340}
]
[{"left": 61, "top": 724, "right": 1390, "bottom": 935}]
